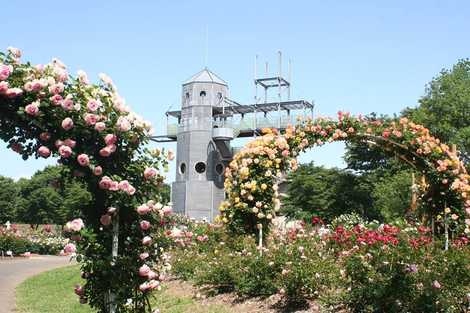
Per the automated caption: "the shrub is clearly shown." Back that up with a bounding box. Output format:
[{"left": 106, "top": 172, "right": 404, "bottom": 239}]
[{"left": 328, "top": 226, "right": 470, "bottom": 313}]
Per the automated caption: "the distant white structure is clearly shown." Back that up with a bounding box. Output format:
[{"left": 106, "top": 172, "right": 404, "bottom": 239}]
[{"left": 153, "top": 52, "right": 314, "bottom": 221}]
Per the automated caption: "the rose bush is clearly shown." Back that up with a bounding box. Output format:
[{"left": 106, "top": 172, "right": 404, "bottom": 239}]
[
  {"left": 220, "top": 113, "right": 470, "bottom": 237},
  {"left": 0, "top": 47, "right": 173, "bottom": 313},
  {"left": 168, "top": 218, "right": 470, "bottom": 312}
]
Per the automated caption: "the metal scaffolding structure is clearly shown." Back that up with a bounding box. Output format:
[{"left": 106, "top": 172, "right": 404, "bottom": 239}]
[{"left": 152, "top": 51, "right": 314, "bottom": 143}]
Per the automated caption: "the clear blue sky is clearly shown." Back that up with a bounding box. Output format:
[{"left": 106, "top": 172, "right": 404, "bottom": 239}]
[{"left": 1, "top": 1, "right": 469, "bottom": 181}]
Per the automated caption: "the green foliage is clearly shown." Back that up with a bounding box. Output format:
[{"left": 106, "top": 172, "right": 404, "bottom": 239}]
[
  {"left": 403, "top": 59, "right": 470, "bottom": 163},
  {"left": 283, "top": 162, "right": 380, "bottom": 222},
  {"left": 171, "top": 223, "right": 341, "bottom": 304},
  {"left": 0, "top": 175, "right": 19, "bottom": 223},
  {"left": 335, "top": 241, "right": 470, "bottom": 313},
  {"left": 13, "top": 166, "right": 92, "bottom": 227},
  {"left": 371, "top": 170, "right": 413, "bottom": 221}
]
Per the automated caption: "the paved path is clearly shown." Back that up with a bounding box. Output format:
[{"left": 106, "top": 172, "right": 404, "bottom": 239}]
[{"left": 0, "top": 256, "right": 72, "bottom": 313}]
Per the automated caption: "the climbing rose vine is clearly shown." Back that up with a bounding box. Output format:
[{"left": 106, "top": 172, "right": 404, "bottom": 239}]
[
  {"left": 220, "top": 113, "right": 470, "bottom": 236},
  {"left": 0, "top": 47, "right": 174, "bottom": 312}
]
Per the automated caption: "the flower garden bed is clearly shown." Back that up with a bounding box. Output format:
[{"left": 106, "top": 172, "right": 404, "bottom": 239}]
[
  {"left": 166, "top": 217, "right": 470, "bottom": 313},
  {"left": 0, "top": 224, "right": 69, "bottom": 257}
]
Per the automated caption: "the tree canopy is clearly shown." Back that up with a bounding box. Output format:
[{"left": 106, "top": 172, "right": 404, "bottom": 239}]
[{"left": 403, "top": 59, "right": 470, "bottom": 163}]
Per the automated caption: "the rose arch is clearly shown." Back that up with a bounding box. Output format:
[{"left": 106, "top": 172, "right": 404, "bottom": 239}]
[
  {"left": 220, "top": 112, "right": 470, "bottom": 236},
  {"left": 0, "top": 48, "right": 173, "bottom": 313}
]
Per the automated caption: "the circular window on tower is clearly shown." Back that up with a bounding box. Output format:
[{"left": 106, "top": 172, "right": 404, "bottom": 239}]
[
  {"left": 179, "top": 162, "right": 186, "bottom": 174},
  {"left": 215, "top": 163, "right": 224, "bottom": 176},
  {"left": 195, "top": 162, "right": 206, "bottom": 174},
  {"left": 199, "top": 90, "right": 206, "bottom": 97}
]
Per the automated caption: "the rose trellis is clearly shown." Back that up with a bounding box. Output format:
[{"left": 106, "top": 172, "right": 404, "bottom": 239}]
[
  {"left": 220, "top": 112, "right": 470, "bottom": 237},
  {"left": 0, "top": 48, "right": 173, "bottom": 313}
]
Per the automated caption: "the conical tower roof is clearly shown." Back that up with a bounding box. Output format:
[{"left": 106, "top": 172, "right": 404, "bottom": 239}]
[{"left": 183, "top": 68, "right": 227, "bottom": 86}]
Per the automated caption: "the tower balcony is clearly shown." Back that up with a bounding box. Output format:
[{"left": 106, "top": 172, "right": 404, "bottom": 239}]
[{"left": 212, "top": 127, "right": 234, "bottom": 141}]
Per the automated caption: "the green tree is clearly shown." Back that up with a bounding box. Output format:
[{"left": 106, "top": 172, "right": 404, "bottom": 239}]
[
  {"left": 283, "top": 162, "right": 380, "bottom": 222},
  {"left": 0, "top": 176, "right": 19, "bottom": 223},
  {"left": 370, "top": 170, "right": 413, "bottom": 222},
  {"left": 15, "top": 166, "right": 92, "bottom": 227},
  {"left": 403, "top": 59, "right": 470, "bottom": 163}
]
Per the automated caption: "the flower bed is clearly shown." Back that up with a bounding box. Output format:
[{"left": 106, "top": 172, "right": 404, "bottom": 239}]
[
  {"left": 167, "top": 217, "right": 470, "bottom": 313},
  {"left": 0, "top": 224, "right": 68, "bottom": 256}
]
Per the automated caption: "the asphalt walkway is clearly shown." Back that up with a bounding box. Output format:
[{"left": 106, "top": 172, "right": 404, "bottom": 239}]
[{"left": 0, "top": 256, "right": 72, "bottom": 313}]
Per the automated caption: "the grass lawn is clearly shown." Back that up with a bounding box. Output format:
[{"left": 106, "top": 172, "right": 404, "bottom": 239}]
[{"left": 16, "top": 266, "right": 231, "bottom": 313}]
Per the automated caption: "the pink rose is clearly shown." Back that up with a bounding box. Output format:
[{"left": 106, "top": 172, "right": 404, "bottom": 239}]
[
  {"left": 74, "top": 285, "right": 84, "bottom": 296},
  {"left": 139, "top": 252, "right": 149, "bottom": 260},
  {"left": 104, "top": 134, "right": 117, "bottom": 145},
  {"left": 58, "top": 145, "right": 72, "bottom": 158},
  {"left": 99, "top": 146, "right": 112, "bottom": 157},
  {"left": 64, "top": 218, "right": 84, "bottom": 232},
  {"left": 147, "top": 280, "right": 160, "bottom": 290},
  {"left": 95, "top": 122, "right": 106, "bottom": 132},
  {"left": 137, "top": 204, "right": 151, "bottom": 215},
  {"left": 0, "top": 81, "right": 8, "bottom": 94},
  {"left": 139, "top": 264, "right": 150, "bottom": 277},
  {"left": 127, "top": 186, "right": 136, "bottom": 195},
  {"left": 39, "top": 132, "right": 50, "bottom": 141},
  {"left": 162, "top": 206, "right": 172, "bottom": 215},
  {"left": 144, "top": 167, "right": 158, "bottom": 180},
  {"left": 139, "top": 282, "right": 149, "bottom": 292},
  {"left": 118, "top": 180, "right": 130, "bottom": 191},
  {"left": 84, "top": 113, "right": 99, "bottom": 126},
  {"left": 61, "top": 117, "right": 74, "bottom": 130},
  {"left": 86, "top": 99, "right": 101, "bottom": 112},
  {"left": 55, "top": 140, "right": 64, "bottom": 148},
  {"left": 100, "top": 214, "right": 112, "bottom": 226},
  {"left": 93, "top": 166, "right": 103, "bottom": 176},
  {"left": 432, "top": 280, "right": 441, "bottom": 289},
  {"left": 108, "top": 144, "right": 117, "bottom": 153},
  {"left": 147, "top": 270, "right": 157, "bottom": 279},
  {"left": 140, "top": 220, "right": 151, "bottom": 230},
  {"left": 0, "top": 64, "right": 12, "bottom": 80},
  {"left": 38, "top": 146, "right": 51, "bottom": 158},
  {"left": 64, "top": 243, "right": 76, "bottom": 253},
  {"left": 61, "top": 97, "right": 74, "bottom": 111},
  {"left": 77, "top": 154, "right": 90, "bottom": 167},
  {"left": 64, "top": 139, "right": 76, "bottom": 148},
  {"left": 50, "top": 94, "right": 63, "bottom": 105},
  {"left": 48, "top": 83, "right": 64, "bottom": 95},
  {"left": 25, "top": 102, "right": 40, "bottom": 116},
  {"left": 6, "top": 88, "right": 23, "bottom": 98},
  {"left": 142, "top": 236, "right": 152, "bottom": 245},
  {"left": 99, "top": 176, "right": 112, "bottom": 189},
  {"left": 109, "top": 181, "right": 119, "bottom": 191},
  {"left": 116, "top": 116, "right": 131, "bottom": 132}
]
